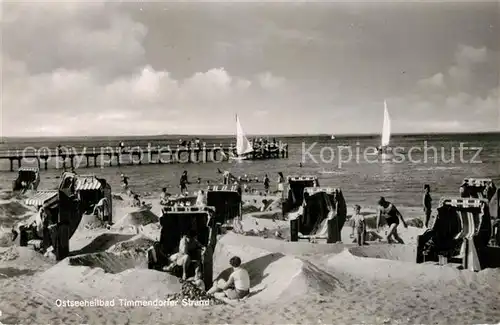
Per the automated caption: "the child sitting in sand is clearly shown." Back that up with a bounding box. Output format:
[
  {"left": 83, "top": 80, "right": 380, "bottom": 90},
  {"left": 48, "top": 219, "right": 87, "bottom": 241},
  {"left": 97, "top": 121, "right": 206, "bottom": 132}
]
[
  {"left": 188, "top": 265, "right": 206, "bottom": 291},
  {"left": 351, "top": 205, "right": 366, "bottom": 246},
  {"left": 207, "top": 256, "right": 250, "bottom": 300}
]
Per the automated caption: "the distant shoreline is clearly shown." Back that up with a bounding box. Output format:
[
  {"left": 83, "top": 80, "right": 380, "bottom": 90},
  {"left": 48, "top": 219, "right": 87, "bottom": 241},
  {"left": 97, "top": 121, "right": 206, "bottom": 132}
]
[{"left": 2, "top": 131, "right": 499, "bottom": 142}]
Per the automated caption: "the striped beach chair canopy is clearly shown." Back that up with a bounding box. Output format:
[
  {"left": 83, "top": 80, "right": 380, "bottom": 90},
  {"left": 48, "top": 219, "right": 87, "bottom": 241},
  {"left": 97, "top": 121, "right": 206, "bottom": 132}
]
[
  {"left": 304, "top": 187, "right": 340, "bottom": 195},
  {"left": 438, "top": 197, "right": 488, "bottom": 209},
  {"left": 287, "top": 175, "right": 318, "bottom": 182},
  {"left": 18, "top": 167, "right": 39, "bottom": 172},
  {"left": 207, "top": 185, "right": 239, "bottom": 192},
  {"left": 162, "top": 205, "right": 216, "bottom": 214},
  {"left": 463, "top": 178, "right": 494, "bottom": 187},
  {"left": 75, "top": 175, "right": 102, "bottom": 191},
  {"left": 25, "top": 190, "right": 58, "bottom": 207}
]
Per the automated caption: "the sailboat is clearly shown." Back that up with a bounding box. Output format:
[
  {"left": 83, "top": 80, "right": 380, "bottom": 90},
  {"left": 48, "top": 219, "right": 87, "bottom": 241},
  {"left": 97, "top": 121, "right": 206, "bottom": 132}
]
[
  {"left": 378, "top": 100, "right": 391, "bottom": 157},
  {"left": 230, "top": 114, "right": 253, "bottom": 161}
]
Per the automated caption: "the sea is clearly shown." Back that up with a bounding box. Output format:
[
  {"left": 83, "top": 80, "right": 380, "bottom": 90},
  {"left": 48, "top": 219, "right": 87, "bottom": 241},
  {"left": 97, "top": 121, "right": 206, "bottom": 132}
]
[{"left": 0, "top": 133, "right": 498, "bottom": 209}]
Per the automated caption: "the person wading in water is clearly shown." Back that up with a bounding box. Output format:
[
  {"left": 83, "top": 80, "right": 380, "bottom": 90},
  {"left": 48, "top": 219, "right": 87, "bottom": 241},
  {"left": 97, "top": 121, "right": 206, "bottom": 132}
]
[{"left": 376, "top": 197, "right": 407, "bottom": 244}]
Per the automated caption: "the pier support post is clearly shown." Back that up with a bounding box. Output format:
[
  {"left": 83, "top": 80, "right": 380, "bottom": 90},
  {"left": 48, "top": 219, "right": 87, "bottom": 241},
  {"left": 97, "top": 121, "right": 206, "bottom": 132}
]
[
  {"left": 17, "top": 158, "right": 21, "bottom": 169},
  {"left": 44, "top": 159, "right": 48, "bottom": 170},
  {"left": 9, "top": 159, "right": 13, "bottom": 172},
  {"left": 86, "top": 156, "right": 90, "bottom": 167}
]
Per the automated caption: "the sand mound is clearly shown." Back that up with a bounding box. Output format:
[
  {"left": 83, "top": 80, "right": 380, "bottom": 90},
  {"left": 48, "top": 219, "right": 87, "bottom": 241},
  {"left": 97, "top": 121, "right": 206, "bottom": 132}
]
[
  {"left": 348, "top": 244, "right": 417, "bottom": 262},
  {"left": 214, "top": 236, "right": 344, "bottom": 302},
  {"left": 325, "top": 247, "right": 500, "bottom": 287},
  {"left": 0, "top": 266, "right": 37, "bottom": 278},
  {"left": 0, "top": 190, "right": 15, "bottom": 200},
  {"left": 107, "top": 234, "right": 155, "bottom": 255},
  {"left": 71, "top": 233, "right": 136, "bottom": 255},
  {"left": 38, "top": 259, "right": 182, "bottom": 300},
  {"left": 112, "top": 208, "right": 159, "bottom": 228},
  {"left": 0, "top": 200, "right": 32, "bottom": 227},
  {"left": 242, "top": 204, "right": 260, "bottom": 214},
  {"left": 0, "top": 246, "right": 54, "bottom": 270},
  {"left": 76, "top": 213, "right": 106, "bottom": 232},
  {"left": 219, "top": 232, "right": 346, "bottom": 257},
  {"left": 68, "top": 251, "right": 147, "bottom": 273}
]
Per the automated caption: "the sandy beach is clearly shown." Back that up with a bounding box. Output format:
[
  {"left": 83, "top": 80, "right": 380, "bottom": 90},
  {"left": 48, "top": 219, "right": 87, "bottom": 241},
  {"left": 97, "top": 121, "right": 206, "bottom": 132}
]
[{"left": 1, "top": 191, "right": 499, "bottom": 325}]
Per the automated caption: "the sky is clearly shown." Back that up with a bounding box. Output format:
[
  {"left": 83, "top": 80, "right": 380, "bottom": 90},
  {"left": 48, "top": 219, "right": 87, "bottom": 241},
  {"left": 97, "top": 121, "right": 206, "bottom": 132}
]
[{"left": 1, "top": 1, "right": 499, "bottom": 137}]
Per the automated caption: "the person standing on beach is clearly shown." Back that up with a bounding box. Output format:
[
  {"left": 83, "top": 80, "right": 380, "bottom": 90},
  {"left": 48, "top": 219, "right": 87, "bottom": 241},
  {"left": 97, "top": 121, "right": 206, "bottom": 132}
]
[
  {"left": 277, "top": 172, "right": 285, "bottom": 194},
  {"left": 180, "top": 170, "right": 189, "bottom": 195},
  {"left": 263, "top": 175, "right": 270, "bottom": 194},
  {"left": 160, "top": 187, "right": 169, "bottom": 205},
  {"left": 351, "top": 205, "right": 366, "bottom": 246},
  {"left": 93, "top": 196, "right": 110, "bottom": 222},
  {"left": 121, "top": 174, "right": 129, "bottom": 189},
  {"left": 376, "top": 197, "right": 407, "bottom": 244},
  {"left": 423, "top": 184, "right": 432, "bottom": 227},
  {"left": 196, "top": 190, "right": 206, "bottom": 206}
]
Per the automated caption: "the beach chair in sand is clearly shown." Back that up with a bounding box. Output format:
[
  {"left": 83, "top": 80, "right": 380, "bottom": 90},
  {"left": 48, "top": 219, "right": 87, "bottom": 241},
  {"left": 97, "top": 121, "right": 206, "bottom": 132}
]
[
  {"left": 12, "top": 167, "right": 40, "bottom": 192},
  {"left": 282, "top": 176, "right": 319, "bottom": 219},
  {"left": 18, "top": 190, "right": 59, "bottom": 251},
  {"left": 416, "top": 197, "right": 492, "bottom": 271},
  {"left": 147, "top": 206, "right": 218, "bottom": 290},
  {"left": 206, "top": 185, "right": 242, "bottom": 227},
  {"left": 289, "top": 187, "right": 347, "bottom": 244},
  {"left": 460, "top": 178, "right": 499, "bottom": 218},
  {"left": 72, "top": 174, "right": 113, "bottom": 224}
]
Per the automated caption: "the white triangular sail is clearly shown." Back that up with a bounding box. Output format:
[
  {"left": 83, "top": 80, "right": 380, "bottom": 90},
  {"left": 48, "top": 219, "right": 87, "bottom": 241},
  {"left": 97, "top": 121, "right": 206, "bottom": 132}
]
[
  {"left": 381, "top": 100, "right": 391, "bottom": 147},
  {"left": 235, "top": 115, "right": 253, "bottom": 156}
]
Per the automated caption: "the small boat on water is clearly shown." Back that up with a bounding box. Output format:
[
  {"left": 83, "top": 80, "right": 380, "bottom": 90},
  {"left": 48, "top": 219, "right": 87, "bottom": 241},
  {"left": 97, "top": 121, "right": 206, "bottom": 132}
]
[
  {"left": 331, "top": 135, "right": 335, "bottom": 140},
  {"left": 378, "top": 100, "right": 392, "bottom": 159},
  {"left": 230, "top": 114, "right": 253, "bottom": 162}
]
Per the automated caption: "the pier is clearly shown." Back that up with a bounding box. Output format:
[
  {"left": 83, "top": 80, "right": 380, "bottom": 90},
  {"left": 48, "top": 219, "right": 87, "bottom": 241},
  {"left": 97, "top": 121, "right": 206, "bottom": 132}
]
[{"left": 0, "top": 143, "right": 289, "bottom": 171}]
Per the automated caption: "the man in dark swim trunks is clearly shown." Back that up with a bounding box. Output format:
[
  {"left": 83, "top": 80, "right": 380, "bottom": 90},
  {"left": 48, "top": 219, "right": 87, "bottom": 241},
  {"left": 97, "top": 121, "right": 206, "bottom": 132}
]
[{"left": 376, "top": 197, "right": 407, "bottom": 244}]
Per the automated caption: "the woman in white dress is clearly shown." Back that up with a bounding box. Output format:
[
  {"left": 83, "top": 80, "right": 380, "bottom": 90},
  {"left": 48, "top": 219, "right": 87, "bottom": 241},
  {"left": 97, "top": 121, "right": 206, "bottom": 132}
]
[{"left": 277, "top": 172, "right": 285, "bottom": 193}]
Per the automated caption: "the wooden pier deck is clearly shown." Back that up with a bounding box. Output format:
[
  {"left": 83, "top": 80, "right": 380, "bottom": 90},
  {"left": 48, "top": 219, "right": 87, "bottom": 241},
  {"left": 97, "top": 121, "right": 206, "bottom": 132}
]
[{"left": 0, "top": 143, "right": 289, "bottom": 171}]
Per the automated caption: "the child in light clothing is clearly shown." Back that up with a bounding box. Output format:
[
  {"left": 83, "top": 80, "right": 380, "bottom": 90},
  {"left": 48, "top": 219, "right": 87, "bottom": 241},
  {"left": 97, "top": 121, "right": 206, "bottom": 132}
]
[
  {"left": 351, "top": 205, "right": 366, "bottom": 246},
  {"left": 188, "top": 266, "right": 206, "bottom": 291}
]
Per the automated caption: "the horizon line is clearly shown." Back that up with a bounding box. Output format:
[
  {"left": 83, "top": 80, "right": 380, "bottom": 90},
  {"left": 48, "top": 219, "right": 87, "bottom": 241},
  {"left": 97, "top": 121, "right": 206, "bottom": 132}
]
[{"left": 2, "top": 130, "right": 499, "bottom": 140}]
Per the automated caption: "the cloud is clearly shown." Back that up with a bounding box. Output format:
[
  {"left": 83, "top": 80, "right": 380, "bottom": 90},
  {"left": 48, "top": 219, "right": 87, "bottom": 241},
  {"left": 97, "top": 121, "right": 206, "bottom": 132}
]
[
  {"left": 1, "top": 2, "right": 286, "bottom": 136},
  {"left": 394, "top": 44, "right": 499, "bottom": 132},
  {"left": 257, "top": 72, "right": 285, "bottom": 90},
  {"left": 417, "top": 73, "right": 445, "bottom": 89},
  {"left": 455, "top": 45, "right": 488, "bottom": 65}
]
